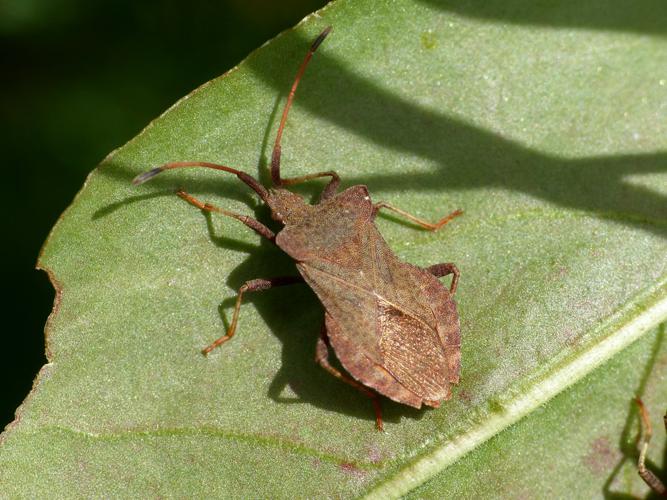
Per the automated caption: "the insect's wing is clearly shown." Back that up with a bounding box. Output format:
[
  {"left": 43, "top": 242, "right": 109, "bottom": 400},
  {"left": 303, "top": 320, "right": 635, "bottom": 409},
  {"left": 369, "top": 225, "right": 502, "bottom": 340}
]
[
  {"left": 296, "top": 224, "right": 460, "bottom": 407},
  {"left": 373, "top": 262, "right": 460, "bottom": 403},
  {"left": 324, "top": 311, "right": 425, "bottom": 407}
]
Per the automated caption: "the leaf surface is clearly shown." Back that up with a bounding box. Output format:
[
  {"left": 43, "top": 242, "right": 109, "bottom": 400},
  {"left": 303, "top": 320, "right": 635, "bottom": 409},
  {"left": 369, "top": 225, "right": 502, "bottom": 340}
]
[{"left": 2, "top": 0, "right": 667, "bottom": 497}]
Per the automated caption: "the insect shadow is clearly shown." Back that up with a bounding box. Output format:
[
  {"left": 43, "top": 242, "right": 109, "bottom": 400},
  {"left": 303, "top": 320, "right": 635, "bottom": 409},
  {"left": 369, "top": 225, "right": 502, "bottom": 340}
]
[
  {"left": 203, "top": 72, "right": 431, "bottom": 423},
  {"left": 95, "top": 165, "right": 425, "bottom": 427},
  {"left": 416, "top": 0, "right": 667, "bottom": 37},
  {"left": 200, "top": 203, "right": 425, "bottom": 427},
  {"left": 91, "top": 174, "right": 257, "bottom": 220}
]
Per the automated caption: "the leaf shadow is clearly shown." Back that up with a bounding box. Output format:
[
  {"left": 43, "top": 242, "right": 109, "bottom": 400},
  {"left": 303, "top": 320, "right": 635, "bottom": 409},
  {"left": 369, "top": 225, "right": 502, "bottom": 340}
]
[
  {"left": 416, "top": 0, "right": 667, "bottom": 37},
  {"left": 243, "top": 29, "right": 667, "bottom": 239},
  {"left": 95, "top": 23, "right": 667, "bottom": 238}
]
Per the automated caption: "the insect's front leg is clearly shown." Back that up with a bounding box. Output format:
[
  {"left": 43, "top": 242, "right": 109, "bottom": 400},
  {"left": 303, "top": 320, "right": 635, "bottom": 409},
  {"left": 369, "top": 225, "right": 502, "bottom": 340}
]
[
  {"left": 426, "top": 263, "right": 460, "bottom": 294},
  {"left": 203, "top": 276, "right": 304, "bottom": 355},
  {"left": 315, "top": 325, "right": 384, "bottom": 431},
  {"left": 176, "top": 189, "right": 276, "bottom": 241},
  {"left": 373, "top": 201, "right": 462, "bottom": 231}
]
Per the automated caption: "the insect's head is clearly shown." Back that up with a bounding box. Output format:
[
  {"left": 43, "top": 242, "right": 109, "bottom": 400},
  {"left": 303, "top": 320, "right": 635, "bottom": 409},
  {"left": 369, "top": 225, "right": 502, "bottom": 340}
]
[{"left": 266, "top": 187, "right": 309, "bottom": 225}]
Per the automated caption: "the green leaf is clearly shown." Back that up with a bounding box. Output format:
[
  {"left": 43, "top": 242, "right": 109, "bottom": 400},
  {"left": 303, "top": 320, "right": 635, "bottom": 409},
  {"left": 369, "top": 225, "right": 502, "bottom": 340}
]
[
  {"left": 2, "top": 0, "right": 667, "bottom": 497},
  {"left": 405, "top": 325, "right": 667, "bottom": 498}
]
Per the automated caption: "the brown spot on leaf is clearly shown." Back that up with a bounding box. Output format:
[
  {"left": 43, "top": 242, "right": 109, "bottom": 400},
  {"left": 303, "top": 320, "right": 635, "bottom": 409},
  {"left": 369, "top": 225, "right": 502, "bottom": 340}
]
[
  {"left": 561, "top": 329, "right": 580, "bottom": 347},
  {"left": 458, "top": 389, "right": 472, "bottom": 404},
  {"left": 582, "top": 436, "right": 620, "bottom": 476},
  {"left": 339, "top": 462, "right": 366, "bottom": 480},
  {"left": 366, "top": 445, "right": 383, "bottom": 464}
]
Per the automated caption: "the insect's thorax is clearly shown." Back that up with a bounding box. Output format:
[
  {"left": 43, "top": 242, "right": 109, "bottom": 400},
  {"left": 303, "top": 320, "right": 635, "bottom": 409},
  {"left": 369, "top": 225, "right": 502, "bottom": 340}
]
[{"left": 271, "top": 185, "right": 375, "bottom": 262}]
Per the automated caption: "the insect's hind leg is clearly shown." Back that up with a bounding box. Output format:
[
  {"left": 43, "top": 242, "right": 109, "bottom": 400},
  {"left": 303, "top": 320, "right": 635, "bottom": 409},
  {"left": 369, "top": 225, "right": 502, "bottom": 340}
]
[
  {"left": 203, "top": 276, "right": 304, "bottom": 355},
  {"left": 315, "top": 326, "right": 384, "bottom": 431},
  {"left": 426, "top": 263, "right": 460, "bottom": 294},
  {"left": 176, "top": 189, "right": 276, "bottom": 242},
  {"left": 373, "top": 202, "right": 463, "bottom": 231}
]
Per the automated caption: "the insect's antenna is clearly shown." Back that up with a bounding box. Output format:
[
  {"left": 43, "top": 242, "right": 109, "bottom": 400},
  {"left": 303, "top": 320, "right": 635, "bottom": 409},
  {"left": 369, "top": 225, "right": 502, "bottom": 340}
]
[
  {"left": 132, "top": 161, "right": 270, "bottom": 202},
  {"left": 271, "top": 26, "right": 332, "bottom": 187}
]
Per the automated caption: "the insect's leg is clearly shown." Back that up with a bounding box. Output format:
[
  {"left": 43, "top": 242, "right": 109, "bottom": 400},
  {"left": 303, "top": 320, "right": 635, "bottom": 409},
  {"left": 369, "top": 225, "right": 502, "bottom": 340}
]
[
  {"left": 315, "top": 326, "right": 384, "bottom": 431},
  {"left": 271, "top": 27, "right": 331, "bottom": 187},
  {"left": 280, "top": 170, "right": 340, "bottom": 201},
  {"left": 635, "top": 398, "right": 666, "bottom": 495},
  {"left": 176, "top": 189, "right": 276, "bottom": 242},
  {"left": 426, "top": 263, "right": 460, "bottom": 294},
  {"left": 373, "top": 202, "right": 463, "bottom": 231},
  {"left": 203, "top": 276, "right": 304, "bottom": 355}
]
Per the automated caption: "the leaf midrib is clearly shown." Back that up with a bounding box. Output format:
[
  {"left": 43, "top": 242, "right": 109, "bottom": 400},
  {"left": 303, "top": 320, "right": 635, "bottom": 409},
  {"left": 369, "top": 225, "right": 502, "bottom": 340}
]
[{"left": 364, "top": 279, "right": 667, "bottom": 497}]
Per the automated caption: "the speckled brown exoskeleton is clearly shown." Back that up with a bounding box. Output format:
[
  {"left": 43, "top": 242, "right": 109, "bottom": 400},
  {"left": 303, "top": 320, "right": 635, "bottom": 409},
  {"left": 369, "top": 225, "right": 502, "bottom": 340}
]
[{"left": 133, "top": 27, "right": 463, "bottom": 430}]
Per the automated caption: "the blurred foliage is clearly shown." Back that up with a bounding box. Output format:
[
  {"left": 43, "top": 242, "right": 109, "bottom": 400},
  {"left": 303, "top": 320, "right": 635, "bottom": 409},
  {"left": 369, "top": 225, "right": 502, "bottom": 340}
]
[{"left": 0, "top": 0, "right": 328, "bottom": 430}]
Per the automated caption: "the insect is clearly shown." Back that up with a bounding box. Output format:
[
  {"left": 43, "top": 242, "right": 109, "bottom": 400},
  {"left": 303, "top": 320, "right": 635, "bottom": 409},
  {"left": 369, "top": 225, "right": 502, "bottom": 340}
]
[
  {"left": 635, "top": 398, "right": 666, "bottom": 495},
  {"left": 133, "top": 27, "right": 462, "bottom": 430}
]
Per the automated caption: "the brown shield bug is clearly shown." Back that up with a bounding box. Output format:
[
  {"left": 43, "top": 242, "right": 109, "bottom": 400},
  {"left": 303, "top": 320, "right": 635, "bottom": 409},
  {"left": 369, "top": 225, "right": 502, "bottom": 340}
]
[{"left": 133, "top": 27, "right": 462, "bottom": 430}]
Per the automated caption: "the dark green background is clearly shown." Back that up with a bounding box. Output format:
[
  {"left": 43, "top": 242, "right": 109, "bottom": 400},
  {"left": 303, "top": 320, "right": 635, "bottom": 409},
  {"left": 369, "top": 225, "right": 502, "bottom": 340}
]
[{"left": 1, "top": 0, "right": 328, "bottom": 431}]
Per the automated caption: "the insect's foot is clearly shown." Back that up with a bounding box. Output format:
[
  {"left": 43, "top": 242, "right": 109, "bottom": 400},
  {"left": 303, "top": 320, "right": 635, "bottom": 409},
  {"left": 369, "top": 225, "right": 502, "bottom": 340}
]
[
  {"left": 432, "top": 208, "right": 464, "bottom": 231},
  {"left": 202, "top": 336, "right": 232, "bottom": 355}
]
